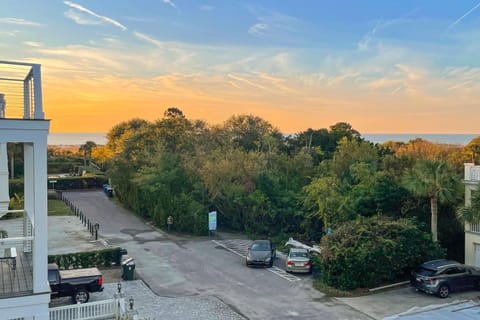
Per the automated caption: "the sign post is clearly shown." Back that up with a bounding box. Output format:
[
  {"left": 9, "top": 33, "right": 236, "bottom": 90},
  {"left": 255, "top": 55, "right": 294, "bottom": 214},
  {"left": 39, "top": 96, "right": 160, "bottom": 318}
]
[
  {"left": 167, "top": 215, "right": 173, "bottom": 232},
  {"left": 208, "top": 211, "right": 217, "bottom": 238}
]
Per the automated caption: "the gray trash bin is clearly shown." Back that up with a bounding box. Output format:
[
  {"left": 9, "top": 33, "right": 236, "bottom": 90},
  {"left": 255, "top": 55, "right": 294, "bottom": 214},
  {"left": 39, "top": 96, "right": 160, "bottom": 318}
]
[{"left": 122, "top": 258, "right": 135, "bottom": 280}]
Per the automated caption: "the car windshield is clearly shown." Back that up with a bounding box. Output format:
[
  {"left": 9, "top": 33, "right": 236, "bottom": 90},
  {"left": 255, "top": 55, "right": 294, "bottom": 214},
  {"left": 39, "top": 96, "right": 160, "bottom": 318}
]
[
  {"left": 415, "top": 267, "right": 436, "bottom": 277},
  {"left": 251, "top": 242, "right": 270, "bottom": 251},
  {"left": 291, "top": 252, "right": 308, "bottom": 258}
]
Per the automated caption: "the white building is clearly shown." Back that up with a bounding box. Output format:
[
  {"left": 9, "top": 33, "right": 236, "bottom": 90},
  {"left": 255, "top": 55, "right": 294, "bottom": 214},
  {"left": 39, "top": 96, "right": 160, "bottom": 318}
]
[
  {"left": 0, "top": 61, "right": 50, "bottom": 319},
  {"left": 463, "top": 163, "right": 480, "bottom": 267}
]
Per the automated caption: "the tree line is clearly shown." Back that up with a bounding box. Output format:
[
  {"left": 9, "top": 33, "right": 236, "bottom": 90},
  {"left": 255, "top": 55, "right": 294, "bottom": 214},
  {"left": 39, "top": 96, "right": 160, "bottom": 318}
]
[{"left": 90, "top": 108, "right": 480, "bottom": 259}]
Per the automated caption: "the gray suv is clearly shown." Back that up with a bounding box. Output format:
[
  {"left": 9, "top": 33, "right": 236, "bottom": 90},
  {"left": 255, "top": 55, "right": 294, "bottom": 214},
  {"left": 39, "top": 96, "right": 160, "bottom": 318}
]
[{"left": 410, "top": 259, "right": 480, "bottom": 298}]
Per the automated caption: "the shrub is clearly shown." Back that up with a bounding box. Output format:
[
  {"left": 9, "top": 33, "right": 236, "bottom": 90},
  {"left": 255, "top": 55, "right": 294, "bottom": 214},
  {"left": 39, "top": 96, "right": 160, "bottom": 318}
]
[
  {"left": 49, "top": 176, "right": 108, "bottom": 190},
  {"left": 319, "top": 215, "right": 445, "bottom": 290},
  {"left": 48, "top": 247, "right": 127, "bottom": 269}
]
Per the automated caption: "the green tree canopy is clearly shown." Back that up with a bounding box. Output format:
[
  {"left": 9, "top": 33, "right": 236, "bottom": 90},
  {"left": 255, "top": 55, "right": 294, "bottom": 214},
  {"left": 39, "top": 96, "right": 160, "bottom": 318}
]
[
  {"left": 457, "top": 189, "right": 480, "bottom": 223},
  {"left": 402, "top": 159, "right": 461, "bottom": 242}
]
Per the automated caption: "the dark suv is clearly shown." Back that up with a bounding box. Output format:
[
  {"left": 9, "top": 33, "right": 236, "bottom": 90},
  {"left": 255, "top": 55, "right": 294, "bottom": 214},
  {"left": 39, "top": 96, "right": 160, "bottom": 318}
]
[
  {"left": 410, "top": 259, "right": 480, "bottom": 298},
  {"left": 246, "top": 240, "right": 276, "bottom": 267}
]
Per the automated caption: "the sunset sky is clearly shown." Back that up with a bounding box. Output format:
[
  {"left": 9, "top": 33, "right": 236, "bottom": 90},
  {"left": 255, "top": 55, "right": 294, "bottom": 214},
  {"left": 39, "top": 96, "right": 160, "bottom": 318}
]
[{"left": 1, "top": 1, "right": 480, "bottom": 134}]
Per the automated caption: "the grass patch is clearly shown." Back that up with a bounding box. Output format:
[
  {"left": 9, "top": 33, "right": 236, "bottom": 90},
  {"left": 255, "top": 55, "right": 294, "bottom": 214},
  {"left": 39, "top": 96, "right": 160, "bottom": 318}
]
[
  {"left": 313, "top": 279, "right": 370, "bottom": 297},
  {"left": 48, "top": 199, "right": 74, "bottom": 216}
]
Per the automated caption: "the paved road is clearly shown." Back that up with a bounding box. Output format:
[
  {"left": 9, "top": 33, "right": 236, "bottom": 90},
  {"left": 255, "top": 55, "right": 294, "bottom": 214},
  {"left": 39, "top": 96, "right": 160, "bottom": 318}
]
[{"left": 62, "top": 190, "right": 372, "bottom": 320}]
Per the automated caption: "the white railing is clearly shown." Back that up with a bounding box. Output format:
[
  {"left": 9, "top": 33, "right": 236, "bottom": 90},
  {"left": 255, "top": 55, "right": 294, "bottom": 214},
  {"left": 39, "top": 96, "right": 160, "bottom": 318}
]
[
  {"left": 0, "top": 211, "right": 34, "bottom": 253},
  {"left": 49, "top": 299, "right": 116, "bottom": 320},
  {"left": 470, "top": 223, "right": 480, "bottom": 233},
  {"left": 465, "top": 163, "right": 480, "bottom": 181},
  {"left": 0, "top": 61, "right": 44, "bottom": 120}
]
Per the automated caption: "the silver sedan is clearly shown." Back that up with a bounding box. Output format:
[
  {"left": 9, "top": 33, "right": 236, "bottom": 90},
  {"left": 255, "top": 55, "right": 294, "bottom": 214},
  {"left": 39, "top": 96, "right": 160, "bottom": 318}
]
[{"left": 285, "top": 248, "right": 312, "bottom": 274}]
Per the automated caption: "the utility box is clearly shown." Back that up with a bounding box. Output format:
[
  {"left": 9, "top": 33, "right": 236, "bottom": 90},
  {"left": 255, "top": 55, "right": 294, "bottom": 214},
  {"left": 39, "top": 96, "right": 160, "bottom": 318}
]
[{"left": 121, "top": 258, "right": 135, "bottom": 280}]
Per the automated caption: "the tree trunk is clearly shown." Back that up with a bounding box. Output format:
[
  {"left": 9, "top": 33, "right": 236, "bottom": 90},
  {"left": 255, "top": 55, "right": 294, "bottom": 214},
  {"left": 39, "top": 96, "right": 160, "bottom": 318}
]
[{"left": 431, "top": 196, "right": 438, "bottom": 242}]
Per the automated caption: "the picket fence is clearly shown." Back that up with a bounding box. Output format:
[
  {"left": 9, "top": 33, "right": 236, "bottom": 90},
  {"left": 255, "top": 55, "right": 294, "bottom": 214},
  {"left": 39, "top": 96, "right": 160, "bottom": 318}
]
[{"left": 49, "top": 299, "right": 116, "bottom": 320}]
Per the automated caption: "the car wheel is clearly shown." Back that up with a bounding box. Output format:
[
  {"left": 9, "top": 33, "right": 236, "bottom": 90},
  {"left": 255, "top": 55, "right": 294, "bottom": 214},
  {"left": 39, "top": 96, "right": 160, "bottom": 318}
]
[
  {"left": 438, "top": 285, "right": 450, "bottom": 298},
  {"left": 72, "top": 289, "right": 89, "bottom": 304},
  {"left": 269, "top": 260, "right": 273, "bottom": 268}
]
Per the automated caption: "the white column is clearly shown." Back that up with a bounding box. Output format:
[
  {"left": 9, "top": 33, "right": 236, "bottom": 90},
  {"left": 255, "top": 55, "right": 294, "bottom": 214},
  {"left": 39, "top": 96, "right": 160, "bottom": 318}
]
[
  {"left": 25, "top": 141, "right": 50, "bottom": 294},
  {"left": 32, "top": 64, "right": 44, "bottom": 119},
  {"left": 0, "top": 94, "right": 7, "bottom": 216},
  {"left": 0, "top": 142, "right": 9, "bottom": 216}
]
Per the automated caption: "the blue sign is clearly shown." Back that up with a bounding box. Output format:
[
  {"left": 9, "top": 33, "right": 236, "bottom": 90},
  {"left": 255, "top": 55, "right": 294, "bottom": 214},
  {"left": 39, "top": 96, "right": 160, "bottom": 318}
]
[{"left": 208, "top": 211, "right": 217, "bottom": 231}]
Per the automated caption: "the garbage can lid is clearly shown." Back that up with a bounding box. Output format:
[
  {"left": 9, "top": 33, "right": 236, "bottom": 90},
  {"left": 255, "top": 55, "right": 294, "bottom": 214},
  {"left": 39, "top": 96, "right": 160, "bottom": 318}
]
[{"left": 122, "top": 257, "right": 134, "bottom": 265}]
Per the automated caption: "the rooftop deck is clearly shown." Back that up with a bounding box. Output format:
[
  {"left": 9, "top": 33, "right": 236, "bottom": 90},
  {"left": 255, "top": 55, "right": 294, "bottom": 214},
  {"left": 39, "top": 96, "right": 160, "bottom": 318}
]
[{"left": 0, "top": 60, "right": 44, "bottom": 120}]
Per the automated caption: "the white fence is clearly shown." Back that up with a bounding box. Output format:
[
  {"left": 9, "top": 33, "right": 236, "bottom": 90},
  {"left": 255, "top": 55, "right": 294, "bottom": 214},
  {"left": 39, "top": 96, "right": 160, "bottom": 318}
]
[{"left": 49, "top": 299, "right": 116, "bottom": 320}]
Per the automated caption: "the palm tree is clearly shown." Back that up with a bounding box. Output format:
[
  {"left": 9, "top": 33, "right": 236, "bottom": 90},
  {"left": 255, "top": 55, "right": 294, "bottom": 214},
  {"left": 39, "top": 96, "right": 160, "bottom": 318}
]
[
  {"left": 79, "top": 141, "right": 97, "bottom": 169},
  {"left": 402, "top": 159, "right": 460, "bottom": 242},
  {"left": 457, "top": 189, "right": 480, "bottom": 223}
]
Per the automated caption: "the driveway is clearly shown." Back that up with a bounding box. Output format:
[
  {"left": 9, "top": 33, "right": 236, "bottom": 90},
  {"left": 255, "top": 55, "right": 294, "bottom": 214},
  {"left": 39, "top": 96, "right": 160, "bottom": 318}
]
[
  {"left": 337, "top": 286, "right": 480, "bottom": 319},
  {"left": 61, "top": 190, "right": 371, "bottom": 320},
  {"left": 58, "top": 190, "right": 480, "bottom": 319}
]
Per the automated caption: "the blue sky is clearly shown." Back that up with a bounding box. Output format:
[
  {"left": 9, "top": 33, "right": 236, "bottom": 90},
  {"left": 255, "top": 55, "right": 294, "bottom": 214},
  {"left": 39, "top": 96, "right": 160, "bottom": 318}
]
[{"left": 1, "top": 1, "right": 480, "bottom": 133}]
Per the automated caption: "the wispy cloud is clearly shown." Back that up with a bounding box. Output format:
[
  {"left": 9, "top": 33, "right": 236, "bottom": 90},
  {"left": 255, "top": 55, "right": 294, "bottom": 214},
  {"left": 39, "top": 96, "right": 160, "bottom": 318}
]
[
  {"left": 162, "top": 0, "right": 177, "bottom": 9},
  {"left": 227, "top": 73, "right": 268, "bottom": 91},
  {"left": 0, "top": 17, "right": 41, "bottom": 26},
  {"left": 357, "top": 9, "right": 418, "bottom": 51},
  {"left": 448, "top": 1, "right": 480, "bottom": 29},
  {"left": 63, "top": 1, "right": 127, "bottom": 31},
  {"left": 134, "top": 31, "right": 163, "bottom": 47},
  {"left": 248, "top": 23, "right": 267, "bottom": 35},
  {"left": 248, "top": 11, "right": 298, "bottom": 38},
  {"left": 24, "top": 41, "right": 42, "bottom": 47}
]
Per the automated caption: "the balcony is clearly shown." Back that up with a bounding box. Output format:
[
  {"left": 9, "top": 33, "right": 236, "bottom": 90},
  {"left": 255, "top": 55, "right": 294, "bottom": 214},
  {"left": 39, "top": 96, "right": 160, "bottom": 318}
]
[
  {"left": 0, "top": 60, "right": 44, "bottom": 120},
  {"left": 465, "top": 163, "right": 480, "bottom": 182},
  {"left": 0, "top": 210, "right": 34, "bottom": 298}
]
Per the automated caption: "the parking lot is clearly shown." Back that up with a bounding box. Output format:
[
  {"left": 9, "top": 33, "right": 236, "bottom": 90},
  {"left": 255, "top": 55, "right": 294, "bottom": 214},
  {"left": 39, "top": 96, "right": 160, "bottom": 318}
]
[{"left": 49, "top": 191, "right": 480, "bottom": 319}]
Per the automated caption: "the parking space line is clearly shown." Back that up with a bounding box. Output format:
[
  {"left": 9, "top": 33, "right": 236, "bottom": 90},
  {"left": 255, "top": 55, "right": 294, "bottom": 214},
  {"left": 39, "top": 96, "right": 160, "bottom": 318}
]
[
  {"left": 269, "top": 266, "right": 301, "bottom": 281},
  {"left": 212, "top": 239, "right": 246, "bottom": 258},
  {"left": 212, "top": 240, "right": 302, "bottom": 282}
]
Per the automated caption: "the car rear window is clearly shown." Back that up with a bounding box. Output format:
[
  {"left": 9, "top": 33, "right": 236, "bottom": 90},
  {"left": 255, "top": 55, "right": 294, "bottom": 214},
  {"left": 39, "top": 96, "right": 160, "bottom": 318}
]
[
  {"left": 415, "top": 267, "right": 436, "bottom": 277},
  {"left": 291, "top": 252, "right": 308, "bottom": 258}
]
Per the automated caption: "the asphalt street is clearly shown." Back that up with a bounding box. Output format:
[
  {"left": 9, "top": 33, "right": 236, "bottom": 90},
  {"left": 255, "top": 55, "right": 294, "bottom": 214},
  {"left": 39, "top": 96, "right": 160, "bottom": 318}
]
[
  {"left": 59, "top": 190, "right": 480, "bottom": 320},
  {"left": 61, "top": 190, "right": 371, "bottom": 320}
]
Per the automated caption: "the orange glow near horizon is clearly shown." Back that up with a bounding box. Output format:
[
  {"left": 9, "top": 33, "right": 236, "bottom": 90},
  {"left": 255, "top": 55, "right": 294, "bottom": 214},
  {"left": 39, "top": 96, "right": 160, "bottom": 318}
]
[{"left": 42, "top": 72, "right": 480, "bottom": 135}]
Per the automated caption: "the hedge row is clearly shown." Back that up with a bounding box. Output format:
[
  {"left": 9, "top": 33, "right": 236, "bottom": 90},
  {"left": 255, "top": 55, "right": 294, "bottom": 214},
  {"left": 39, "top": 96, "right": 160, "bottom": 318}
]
[
  {"left": 48, "top": 176, "right": 108, "bottom": 190},
  {"left": 48, "top": 247, "right": 127, "bottom": 269},
  {"left": 8, "top": 175, "right": 108, "bottom": 196}
]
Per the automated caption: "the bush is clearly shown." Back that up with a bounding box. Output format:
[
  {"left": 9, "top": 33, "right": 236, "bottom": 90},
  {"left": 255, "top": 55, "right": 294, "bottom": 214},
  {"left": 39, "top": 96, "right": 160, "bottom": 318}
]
[
  {"left": 48, "top": 247, "right": 127, "bottom": 269},
  {"left": 8, "top": 179, "right": 23, "bottom": 197},
  {"left": 49, "top": 176, "right": 108, "bottom": 190},
  {"left": 319, "top": 216, "right": 445, "bottom": 290}
]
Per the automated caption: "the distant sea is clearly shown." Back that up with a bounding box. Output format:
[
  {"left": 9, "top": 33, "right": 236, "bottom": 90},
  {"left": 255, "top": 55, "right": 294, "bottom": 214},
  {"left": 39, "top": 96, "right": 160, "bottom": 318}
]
[
  {"left": 48, "top": 132, "right": 480, "bottom": 146},
  {"left": 48, "top": 132, "right": 108, "bottom": 145},
  {"left": 361, "top": 133, "right": 479, "bottom": 146}
]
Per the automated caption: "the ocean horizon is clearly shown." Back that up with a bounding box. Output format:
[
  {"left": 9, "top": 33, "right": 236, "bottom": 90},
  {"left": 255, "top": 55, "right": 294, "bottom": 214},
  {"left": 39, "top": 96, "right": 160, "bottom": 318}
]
[{"left": 48, "top": 132, "right": 480, "bottom": 146}]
